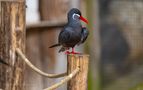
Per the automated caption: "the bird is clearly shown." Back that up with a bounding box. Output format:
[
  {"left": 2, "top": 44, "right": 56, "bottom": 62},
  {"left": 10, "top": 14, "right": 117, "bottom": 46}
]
[{"left": 49, "top": 8, "right": 89, "bottom": 54}]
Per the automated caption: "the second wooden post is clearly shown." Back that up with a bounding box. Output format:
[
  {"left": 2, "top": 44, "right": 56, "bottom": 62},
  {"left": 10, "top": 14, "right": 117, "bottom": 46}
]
[
  {"left": 67, "top": 54, "right": 89, "bottom": 90},
  {"left": 0, "top": 0, "right": 25, "bottom": 90}
]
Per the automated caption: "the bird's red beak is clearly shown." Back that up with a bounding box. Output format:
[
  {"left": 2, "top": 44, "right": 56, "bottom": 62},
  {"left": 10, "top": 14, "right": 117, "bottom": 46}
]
[{"left": 80, "top": 16, "right": 88, "bottom": 24}]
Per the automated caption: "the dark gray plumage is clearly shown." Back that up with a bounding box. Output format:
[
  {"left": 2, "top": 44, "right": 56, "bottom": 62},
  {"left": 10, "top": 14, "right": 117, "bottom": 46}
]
[
  {"left": 78, "top": 27, "right": 89, "bottom": 45},
  {"left": 49, "top": 8, "right": 88, "bottom": 53}
]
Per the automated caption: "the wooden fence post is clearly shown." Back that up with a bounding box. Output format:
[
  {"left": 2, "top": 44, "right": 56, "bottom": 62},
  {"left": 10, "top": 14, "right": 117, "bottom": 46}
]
[
  {"left": 0, "top": 0, "right": 25, "bottom": 90},
  {"left": 67, "top": 54, "right": 89, "bottom": 90}
]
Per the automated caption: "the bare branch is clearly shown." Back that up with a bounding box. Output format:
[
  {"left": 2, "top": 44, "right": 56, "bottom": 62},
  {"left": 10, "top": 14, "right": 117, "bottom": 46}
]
[
  {"left": 16, "top": 48, "right": 67, "bottom": 78},
  {"left": 44, "top": 67, "right": 80, "bottom": 90}
]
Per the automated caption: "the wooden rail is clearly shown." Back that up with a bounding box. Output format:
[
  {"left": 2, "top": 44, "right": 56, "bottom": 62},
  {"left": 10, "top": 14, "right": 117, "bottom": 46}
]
[{"left": 26, "top": 21, "right": 66, "bottom": 30}]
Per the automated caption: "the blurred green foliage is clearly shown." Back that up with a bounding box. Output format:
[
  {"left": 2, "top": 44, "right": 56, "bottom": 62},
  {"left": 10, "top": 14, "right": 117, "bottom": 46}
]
[{"left": 129, "top": 83, "right": 143, "bottom": 90}]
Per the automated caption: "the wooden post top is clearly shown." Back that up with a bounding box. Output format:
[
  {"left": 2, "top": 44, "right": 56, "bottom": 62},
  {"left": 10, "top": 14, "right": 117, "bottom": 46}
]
[
  {"left": 67, "top": 54, "right": 89, "bottom": 90},
  {"left": 67, "top": 54, "right": 89, "bottom": 56}
]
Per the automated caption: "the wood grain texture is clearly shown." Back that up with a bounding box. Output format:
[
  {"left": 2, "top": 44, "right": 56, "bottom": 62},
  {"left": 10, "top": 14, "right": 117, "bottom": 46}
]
[
  {"left": 67, "top": 54, "right": 89, "bottom": 90},
  {"left": 0, "top": 0, "right": 25, "bottom": 90}
]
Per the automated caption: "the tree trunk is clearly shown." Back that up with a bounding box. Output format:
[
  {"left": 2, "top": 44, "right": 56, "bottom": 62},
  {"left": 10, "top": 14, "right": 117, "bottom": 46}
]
[{"left": 0, "top": 0, "right": 25, "bottom": 90}]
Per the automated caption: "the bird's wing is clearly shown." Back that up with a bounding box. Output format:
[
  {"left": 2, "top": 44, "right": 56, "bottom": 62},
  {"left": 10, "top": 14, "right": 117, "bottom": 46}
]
[
  {"left": 59, "top": 27, "right": 81, "bottom": 46},
  {"left": 78, "top": 27, "right": 89, "bottom": 45}
]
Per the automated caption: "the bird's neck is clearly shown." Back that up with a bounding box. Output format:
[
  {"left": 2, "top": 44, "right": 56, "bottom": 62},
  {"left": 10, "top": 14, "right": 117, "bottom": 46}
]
[{"left": 68, "top": 19, "right": 81, "bottom": 27}]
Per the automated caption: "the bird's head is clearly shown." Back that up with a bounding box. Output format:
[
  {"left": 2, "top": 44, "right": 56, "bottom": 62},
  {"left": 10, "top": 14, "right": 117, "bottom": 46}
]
[{"left": 68, "top": 8, "right": 88, "bottom": 24}]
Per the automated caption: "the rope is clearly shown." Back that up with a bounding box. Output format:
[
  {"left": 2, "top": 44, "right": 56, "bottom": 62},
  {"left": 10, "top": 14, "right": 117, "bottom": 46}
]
[{"left": 16, "top": 48, "right": 67, "bottom": 78}]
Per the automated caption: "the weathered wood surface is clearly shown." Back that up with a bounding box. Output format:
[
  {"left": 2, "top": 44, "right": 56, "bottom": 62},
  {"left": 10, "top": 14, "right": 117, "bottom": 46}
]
[
  {"left": 67, "top": 54, "right": 89, "bottom": 90},
  {"left": 0, "top": 0, "right": 25, "bottom": 90}
]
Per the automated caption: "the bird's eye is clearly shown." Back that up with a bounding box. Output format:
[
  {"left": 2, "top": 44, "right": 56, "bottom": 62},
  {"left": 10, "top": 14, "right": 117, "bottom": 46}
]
[{"left": 72, "top": 13, "right": 80, "bottom": 20}]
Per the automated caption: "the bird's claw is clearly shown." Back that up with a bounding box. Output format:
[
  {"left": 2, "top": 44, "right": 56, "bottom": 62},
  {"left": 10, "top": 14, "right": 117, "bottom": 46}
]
[
  {"left": 65, "top": 51, "right": 81, "bottom": 54},
  {"left": 71, "top": 51, "right": 81, "bottom": 54},
  {"left": 65, "top": 51, "right": 71, "bottom": 54}
]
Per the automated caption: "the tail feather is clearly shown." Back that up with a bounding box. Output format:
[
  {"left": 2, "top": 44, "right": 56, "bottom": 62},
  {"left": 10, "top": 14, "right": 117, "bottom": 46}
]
[
  {"left": 59, "top": 47, "right": 69, "bottom": 53},
  {"left": 59, "top": 47, "right": 66, "bottom": 53},
  {"left": 49, "top": 44, "right": 61, "bottom": 48}
]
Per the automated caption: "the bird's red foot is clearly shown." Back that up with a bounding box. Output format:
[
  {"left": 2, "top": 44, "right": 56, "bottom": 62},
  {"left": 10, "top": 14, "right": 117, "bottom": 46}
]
[
  {"left": 65, "top": 51, "right": 81, "bottom": 54},
  {"left": 71, "top": 48, "right": 81, "bottom": 54},
  {"left": 65, "top": 48, "right": 81, "bottom": 54},
  {"left": 65, "top": 51, "right": 71, "bottom": 54},
  {"left": 71, "top": 51, "right": 81, "bottom": 54}
]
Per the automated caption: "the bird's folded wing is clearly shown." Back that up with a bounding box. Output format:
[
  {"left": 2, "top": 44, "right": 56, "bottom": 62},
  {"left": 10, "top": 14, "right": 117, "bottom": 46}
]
[{"left": 77, "top": 27, "right": 89, "bottom": 45}]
